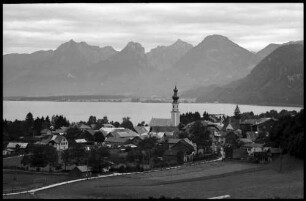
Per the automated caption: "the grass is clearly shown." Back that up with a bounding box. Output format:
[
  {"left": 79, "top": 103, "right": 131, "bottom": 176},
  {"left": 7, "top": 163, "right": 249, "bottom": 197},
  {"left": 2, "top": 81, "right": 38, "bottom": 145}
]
[
  {"left": 3, "top": 170, "right": 71, "bottom": 194},
  {"left": 3, "top": 155, "right": 303, "bottom": 199}
]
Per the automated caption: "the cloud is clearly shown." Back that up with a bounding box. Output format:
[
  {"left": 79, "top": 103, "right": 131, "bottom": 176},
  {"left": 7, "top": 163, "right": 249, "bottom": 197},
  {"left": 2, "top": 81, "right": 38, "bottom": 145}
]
[{"left": 3, "top": 3, "right": 303, "bottom": 54}]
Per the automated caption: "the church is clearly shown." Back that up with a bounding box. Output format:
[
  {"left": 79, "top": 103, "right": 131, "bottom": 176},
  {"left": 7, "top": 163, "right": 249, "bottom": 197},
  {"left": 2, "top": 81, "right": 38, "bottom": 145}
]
[{"left": 148, "top": 86, "right": 180, "bottom": 134}]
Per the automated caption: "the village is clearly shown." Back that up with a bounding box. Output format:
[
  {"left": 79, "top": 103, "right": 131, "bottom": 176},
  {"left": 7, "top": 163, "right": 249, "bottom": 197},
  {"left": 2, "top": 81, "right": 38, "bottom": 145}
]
[{"left": 3, "top": 86, "right": 287, "bottom": 179}]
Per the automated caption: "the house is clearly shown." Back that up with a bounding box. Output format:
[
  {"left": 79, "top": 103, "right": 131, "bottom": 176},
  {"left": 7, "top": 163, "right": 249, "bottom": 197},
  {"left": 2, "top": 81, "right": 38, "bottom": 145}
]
[
  {"left": 224, "top": 131, "right": 240, "bottom": 148},
  {"left": 102, "top": 124, "right": 115, "bottom": 128},
  {"left": 52, "top": 129, "right": 66, "bottom": 135},
  {"left": 106, "top": 128, "right": 139, "bottom": 139},
  {"left": 208, "top": 114, "right": 226, "bottom": 123},
  {"left": 7, "top": 142, "right": 29, "bottom": 149},
  {"left": 125, "top": 136, "right": 142, "bottom": 146},
  {"left": 183, "top": 120, "right": 222, "bottom": 132},
  {"left": 60, "top": 126, "right": 69, "bottom": 132},
  {"left": 240, "top": 118, "right": 277, "bottom": 138},
  {"left": 148, "top": 125, "right": 179, "bottom": 142},
  {"left": 245, "top": 131, "right": 259, "bottom": 142},
  {"left": 49, "top": 135, "right": 69, "bottom": 151},
  {"left": 242, "top": 143, "right": 265, "bottom": 156},
  {"left": 166, "top": 138, "right": 181, "bottom": 149},
  {"left": 85, "top": 129, "right": 97, "bottom": 136},
  {"left": 75, "top": 139, "right": 88, "bottom": 144},
  {"left": 35, "top": 135, "right": 53, "bottom": 145},
  {"left": 239, "top": 138, "right": 253, "bottom": 145},
  {"left": 134, "top": 126, "right": 150, "bottom": 135},
  {"left": 222, "top": 117, "right": 240, "bottom": 131},
  {"left": 90, "top": 124, "right": 98, "bottom": 129},
  {"left": 104, "top": 137, "right": 130, "bottom": 147},
  {"left": 5, "top": 142, "right": 29, "bottom": 155},
  {"left": 40, "top": 129, "right": 52, "bottom": 136},
  {"left": 164, "top": 138, "right": 196, "bottom": 163},
  {"left": 79, "top": 124, "right": 92, "bottom": 131},
  {"left": 69, "top": 165, "right": 92, "bottom": 177},
  {"left": 267, "top": 147, "right": 282, "bottom": 158},
  {"left": 3, "top": 148, "right": 15, "bottom": 156},
  {"left": 99, "top": 127, "right": 125, "bottom": 137}
]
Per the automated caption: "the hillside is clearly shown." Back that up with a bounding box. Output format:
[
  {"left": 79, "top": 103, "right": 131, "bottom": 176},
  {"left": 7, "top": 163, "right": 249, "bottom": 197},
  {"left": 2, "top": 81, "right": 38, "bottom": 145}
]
[
  {"left": 147, "top": 39, "right": 193, "bottom": 71},
  {"left": 196, "top": 44, "right": 304, "bottom": 106}
]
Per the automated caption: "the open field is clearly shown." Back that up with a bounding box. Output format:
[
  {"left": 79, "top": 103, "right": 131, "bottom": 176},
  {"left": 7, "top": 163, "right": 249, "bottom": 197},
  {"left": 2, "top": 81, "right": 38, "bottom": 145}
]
[
  {"left": 3, "top": 156, "right": 303, "bottom": 199},
  {"left": 3, "top": 156, "right": 23, "bottom": 168},
  {"left": 3, "top": 170, "right": 71, "bottom": 194}
]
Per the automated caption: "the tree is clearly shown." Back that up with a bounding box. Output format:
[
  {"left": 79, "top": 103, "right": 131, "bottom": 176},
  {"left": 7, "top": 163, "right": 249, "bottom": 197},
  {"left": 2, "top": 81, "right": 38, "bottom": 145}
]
[
  {"left": 5, "top": 120, "right": 28, "bottom": 141},
  {"left": 178, "top": 131, "right": 188, "bottom": 139},
  {"left": 25, "top": 112, "right": 34, "bottom": 127},
  {"left": 137, "top": 121, "right": 146, "bottom": 126},
  {"left": 51, "top": 115, "right": 70, "bottom": 129},
  {"left": 97, "top": 116, "right": 109, "bottom": 126},
  {"left": 66, "top": 127, "right": 82, "bottom": 140},
  {"left": 81, "top": 130, "right": 95, "bottom": 142},
  {"left": 111, "top": 121, "right": 120, "bottom": 128},
  {"left": 15, "top": 144, "right": 21, "bottom": 155},
  {"left": 88, "top": 146, "right": 110, "bottom": 173},
  {"left": 189, "top": 121, "right": 212, "bottom": 153},
  {"left": 138, "top": 137, "right": 158, "bottom": 164},
  {"left": 178, "top": 122, "right": 185, "bottom": 131},
  {"left": 87, "top": 115, "right": 97, "bottom": 125},
  {"left": 33, "top": 117, "right": 43, "bottom": 136},
  {"left": 127, "top": 148, "right": 143, "bottom": 163},
  {"left": 234, "top": 105, "right": 241, "bottom": 119},
  {"left": 42, "top": 116, "right": 51, "bottom": 130},
  {"left": 120, "top": 117, "right": 136, "bottom": 131},
  {"left": 194, "top": 112, "right": 201, "bottom": 120},
  {"left": 203, "top": 111, "right": 210, "bottom": 121},
  {"left": 25, "top": 112, "right": 34, "bottom": 135},
  {"left": 177, "top": 151, "right": 185, "bottom": 164},
  {"left": 21, "top": 154, "right": 31, "bottom": 166},
  {"left": 61, "top": 149, "right": 70, "bottom": 170},
  {"left": 31, "top": 145, "right": 47, "bottom": 167},
  {"left": 152, "top": 143, "right": 166, "bottom": 157},
  {"left": 43, "top": 146, "right": 58, "bottom": 171},
  {"left": 69, "top": 144, "right": 87, "bottom": 165},
  {"left": 94, "top": 131, "right": 105, "bottom": 145}
]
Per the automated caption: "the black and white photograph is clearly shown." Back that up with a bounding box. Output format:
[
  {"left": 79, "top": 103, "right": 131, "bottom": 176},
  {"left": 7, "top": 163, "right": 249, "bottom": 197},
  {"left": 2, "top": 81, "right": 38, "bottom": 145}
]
[{"left": 3, "top": 2, "right": 304, "bottom": 199}]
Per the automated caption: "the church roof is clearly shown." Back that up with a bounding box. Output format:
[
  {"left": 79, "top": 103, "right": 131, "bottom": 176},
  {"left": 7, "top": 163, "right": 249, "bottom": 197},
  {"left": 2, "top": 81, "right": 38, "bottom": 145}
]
[
  {"left": 149, "top": 118, "right": 173, "bottom": 127},
  {"left": 150, "top": 126, "right": 179, "bottom": 132}
]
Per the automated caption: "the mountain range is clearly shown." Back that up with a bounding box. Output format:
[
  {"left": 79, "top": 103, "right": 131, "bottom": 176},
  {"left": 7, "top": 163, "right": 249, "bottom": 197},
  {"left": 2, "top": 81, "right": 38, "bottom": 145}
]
[
  {"left": 3, "top": 35, "right": 303, "bottom": 106},
  {"left": 195, "top": 43, "right": 304, "bottom": 106}
]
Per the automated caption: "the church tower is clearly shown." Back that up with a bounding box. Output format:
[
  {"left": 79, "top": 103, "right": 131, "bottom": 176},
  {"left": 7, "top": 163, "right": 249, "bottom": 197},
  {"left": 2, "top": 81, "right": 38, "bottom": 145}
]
[{"left": 171, "top": 85, "right": 180, "bottom": 126}]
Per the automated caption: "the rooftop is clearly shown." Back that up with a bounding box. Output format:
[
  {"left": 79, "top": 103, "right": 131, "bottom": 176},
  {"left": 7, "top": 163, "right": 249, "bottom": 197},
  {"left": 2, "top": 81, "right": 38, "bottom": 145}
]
[{"left": 149, "top": 118, "right": 173, "bottom": 127}]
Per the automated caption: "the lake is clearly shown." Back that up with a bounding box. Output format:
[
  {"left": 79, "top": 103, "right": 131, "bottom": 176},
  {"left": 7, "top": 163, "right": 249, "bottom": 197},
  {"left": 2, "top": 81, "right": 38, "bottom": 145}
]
[{"left": 3, "top": 101, "right": 303, "bottom": 125}]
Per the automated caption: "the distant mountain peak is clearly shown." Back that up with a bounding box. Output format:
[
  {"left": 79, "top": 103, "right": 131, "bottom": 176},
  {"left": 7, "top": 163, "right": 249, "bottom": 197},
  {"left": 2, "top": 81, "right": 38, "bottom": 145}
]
[
  {"left": 172, "top": 39, "right": 193, "bottom": 48},
  {"left": 56, "top": 40, "right": 79, "bottom": 52},
  {"left": 122, "top": 41, "right": 145, "bottom": 54},
  {"left": 69, "top": 39, "right": 76, "bottom": 43},
  {"left": 195, "top": 34, "right": 233, "bottom": 49},
  {"left": 204, "top": 34, "right": 229, "bottom": 41},
  {"left": 174, "top": 39, "right": 184, "bottom": 44}
]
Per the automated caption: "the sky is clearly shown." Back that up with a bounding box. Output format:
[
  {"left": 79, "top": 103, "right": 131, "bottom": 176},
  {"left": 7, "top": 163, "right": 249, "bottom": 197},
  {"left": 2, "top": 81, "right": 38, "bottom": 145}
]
[{"left": 3, "top": 3, "right": 304, "bottom": 55}]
